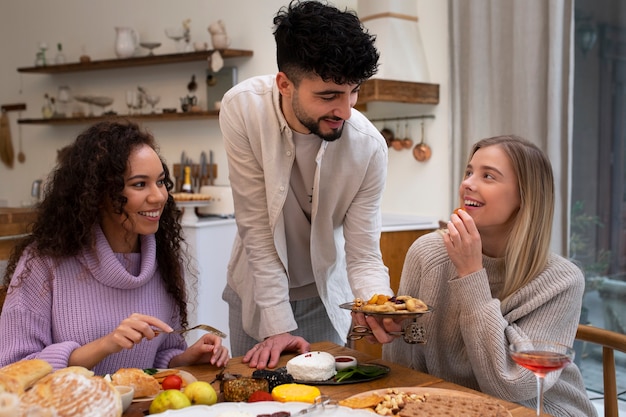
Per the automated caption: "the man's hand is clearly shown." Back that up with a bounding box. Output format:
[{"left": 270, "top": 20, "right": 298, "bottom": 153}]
[
  {"left": 243, "top": 333, "right": 310, "bottom": 369},
  {"left": 352, "top": 312, "right": 402, "bottom": 344}
]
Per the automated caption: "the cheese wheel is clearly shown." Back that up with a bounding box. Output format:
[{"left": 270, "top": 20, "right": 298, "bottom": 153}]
[{"left": 271, "top": 383, "right": 321, "bottom": 403}]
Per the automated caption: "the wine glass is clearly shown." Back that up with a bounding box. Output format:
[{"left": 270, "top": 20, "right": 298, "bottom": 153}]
[
  {"left": 165, "top": 28, "right": 185, "bottom": 52},
  {"left": 509, "top": 340, "right": 574, "bottom": 416},
  {"left": 125, "top": 90, "right": 137, "bottom": 115},
  {"left": 144, "top": 94, "right": 160, "bottom": 113},
  {"left": 139, "top": 42, "right": 161, "bottom": 56}
]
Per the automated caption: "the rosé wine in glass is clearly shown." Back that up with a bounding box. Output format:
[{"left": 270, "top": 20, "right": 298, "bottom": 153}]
[{"left": 509, "top": 340, "right": 574, "bottom": 416}]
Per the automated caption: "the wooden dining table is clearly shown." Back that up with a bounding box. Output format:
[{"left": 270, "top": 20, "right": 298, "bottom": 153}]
[{"left": 123, "top": 341, "right": 547, "bottom": 416}]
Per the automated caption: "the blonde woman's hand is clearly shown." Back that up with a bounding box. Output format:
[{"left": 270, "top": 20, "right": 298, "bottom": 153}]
[{"left": 442, "top": 209, "right": 483, "bottom": 277}]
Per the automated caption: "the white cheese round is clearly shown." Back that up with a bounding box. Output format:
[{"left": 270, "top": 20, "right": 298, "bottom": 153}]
[{"left": 286, "top": 351, "right": 337, "bottom": 382}]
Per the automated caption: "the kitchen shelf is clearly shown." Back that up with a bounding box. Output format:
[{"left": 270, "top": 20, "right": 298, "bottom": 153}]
[
  {"left": 18, "top": 111, "right": 219, "bottom": 125},
  {"left": 17, "top": 49, "right": 253, "bottom": 74},
  {"left": 356, "top": 78, "right": 439, "bottom": 106}
]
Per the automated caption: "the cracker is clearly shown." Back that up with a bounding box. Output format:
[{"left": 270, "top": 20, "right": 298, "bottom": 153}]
[
  {"left": 339, "top": 393, "right": 385, "bottom": 409},
  {"left": 398, "top": 395, "right": 510, "bottom": 417}
]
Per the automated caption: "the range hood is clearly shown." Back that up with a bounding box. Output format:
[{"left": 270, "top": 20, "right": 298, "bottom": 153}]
[{"left": 356, "top": 0, "right": 439, "bottom": 107}]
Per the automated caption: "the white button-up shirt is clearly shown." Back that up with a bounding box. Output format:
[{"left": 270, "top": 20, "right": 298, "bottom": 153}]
[{"left": 219, "top": 75, "right": 393, "bottom": 341}]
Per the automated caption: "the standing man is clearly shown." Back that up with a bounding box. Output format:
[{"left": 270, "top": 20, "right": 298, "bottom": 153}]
[{"left": 219, "top": 0, "right": 393, "bottom": 369}]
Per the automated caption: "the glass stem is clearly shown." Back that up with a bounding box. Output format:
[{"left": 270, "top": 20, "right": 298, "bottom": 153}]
[{"left": 535, "top": 375, "right": 545, "bottom": 416}]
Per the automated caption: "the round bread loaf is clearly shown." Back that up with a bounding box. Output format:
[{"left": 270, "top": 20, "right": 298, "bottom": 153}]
[
  {"left": 20, "top": 370, "right": 122, "bottom": 417},
  {"left": 286, "top": 351, "right": 336, "bottom": 382}
]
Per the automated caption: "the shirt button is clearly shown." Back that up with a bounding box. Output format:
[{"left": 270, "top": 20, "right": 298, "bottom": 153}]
[
  {"left": 280, "top": 186, "right": 285, "bottom": 192},
  {"left": 286, "top": 151, "right": 292, "bottom": 157}
]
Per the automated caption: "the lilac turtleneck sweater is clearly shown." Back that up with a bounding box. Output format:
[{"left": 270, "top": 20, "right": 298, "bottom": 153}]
[{"left": 0, "top": 224, "right": 187, "bottom": 375}]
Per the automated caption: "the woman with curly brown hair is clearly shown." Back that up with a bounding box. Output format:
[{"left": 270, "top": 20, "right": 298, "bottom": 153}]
[{"left": 0, "top": 120, "right": 228, "bottom": 374}]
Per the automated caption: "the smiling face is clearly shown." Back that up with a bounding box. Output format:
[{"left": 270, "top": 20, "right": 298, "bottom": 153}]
[
  {"left": 100, "top": 144, "right": 168, "bottom": 252},
  {"left": 277, "top": 72, "right": 359, "bottom": 141},
  {"left": 459, "top": 144, "right": 521, "bottom": 237}
]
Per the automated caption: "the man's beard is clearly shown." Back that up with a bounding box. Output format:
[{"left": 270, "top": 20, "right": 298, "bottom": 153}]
[
  {"left": 303, "top": 117, "right": 343, "bottom": 142},
  {"left": 293, "top": 102, "right": 344, "bottom": 141}
]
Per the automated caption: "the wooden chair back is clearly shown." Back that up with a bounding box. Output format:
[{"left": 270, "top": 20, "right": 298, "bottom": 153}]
[{"left": 576, "top": 324, "right": 626, "bottom": 417}]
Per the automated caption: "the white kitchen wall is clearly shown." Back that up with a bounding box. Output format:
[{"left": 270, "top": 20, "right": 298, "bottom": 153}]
[{"left": 0, "top": 0, "right": 451, "bottom": 220}]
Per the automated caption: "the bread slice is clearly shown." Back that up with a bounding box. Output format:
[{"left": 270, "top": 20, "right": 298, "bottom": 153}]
[
  {"left": 111, "top": 368, "right": 160, "bottom": 398},
  {"left": 0, "top": 359, "right": 53, "bottom": 394}
]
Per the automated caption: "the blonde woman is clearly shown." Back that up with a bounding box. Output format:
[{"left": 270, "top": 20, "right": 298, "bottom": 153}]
[{"left": 372, "top": 136, "right": 596, "bottom": 416}]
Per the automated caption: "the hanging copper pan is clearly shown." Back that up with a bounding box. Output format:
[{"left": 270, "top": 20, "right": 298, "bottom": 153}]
[{"left": 412, "top": 121, "right": 432, "bottom": 162}]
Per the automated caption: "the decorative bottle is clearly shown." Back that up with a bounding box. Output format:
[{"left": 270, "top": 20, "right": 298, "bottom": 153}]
[
  {"left": 181, "top": 166, "right": 194, "bottom": 193},
  {"left": 54, "top": 43, "right": 66, "bottom": 64}
]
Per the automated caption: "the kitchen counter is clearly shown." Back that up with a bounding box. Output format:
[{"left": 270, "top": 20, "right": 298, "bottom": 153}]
[
  {"left": 0, "top": 207, "right": 37, "bottom": 261},
  {"left": 381, "top": 212, "right": 439, "bottom": 232}
]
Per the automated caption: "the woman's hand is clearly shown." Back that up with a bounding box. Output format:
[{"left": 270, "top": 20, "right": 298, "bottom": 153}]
[
  {"left": 442, "top": 209, "right": 483, "bottom": 277},
  {"left": 169, "top": 334, "right": 230, "bottom": 368},
  {"left": 69, "top": 313, "right": 172, "bottom": 369}
]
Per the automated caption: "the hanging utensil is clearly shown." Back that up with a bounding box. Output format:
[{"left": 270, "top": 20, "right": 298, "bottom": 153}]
[
  {"left": 412, "top": 121, "right": 432, "bottom": 162},
  {"left": 17, "top": 110, "right": 25, "bottom": 163},
  {"left": 402, "top": 122, "right": 414, "bottom": 149},
  {"left": 208, "top": 150, "right": 214, "bottom": 185},
  {"left": 199, "top": 151, "right": 207, "bottom": 187},
  {"left": 391, "top": 122, "right": 403, "bottom": 151},
  {"left": 380, "top": 127, "right": 394, "bottom": 148},
  {"left": 0, "top": 109, "right": 15, "bottom": 169}
]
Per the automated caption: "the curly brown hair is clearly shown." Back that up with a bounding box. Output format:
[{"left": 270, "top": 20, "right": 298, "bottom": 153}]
[{"left": 3, "top": 119, "right": 190, "bottom": 328}]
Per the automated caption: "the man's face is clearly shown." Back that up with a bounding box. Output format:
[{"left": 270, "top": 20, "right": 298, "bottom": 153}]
[{"left": 277, "top": 72, "right": 360, "bottom": 141}]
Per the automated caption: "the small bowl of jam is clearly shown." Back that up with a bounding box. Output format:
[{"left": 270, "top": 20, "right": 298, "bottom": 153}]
[{"left": 335, "top": 355, "right": 357, "bottom": 371}]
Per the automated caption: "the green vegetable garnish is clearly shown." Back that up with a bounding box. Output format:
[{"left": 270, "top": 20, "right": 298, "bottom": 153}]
[
  {"left": 143, "top": 368, "right": 158, "bottom": 375},
  {"left": 334, "top": 364, "right": 387, "bottom": 383}
]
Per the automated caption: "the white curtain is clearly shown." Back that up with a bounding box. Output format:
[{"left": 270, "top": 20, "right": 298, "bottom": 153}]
[{"left": 449, "top": 0, "right": 574, "bottom": 256}]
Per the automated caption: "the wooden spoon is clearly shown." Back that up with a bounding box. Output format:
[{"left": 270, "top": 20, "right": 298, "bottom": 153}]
[{"left": 17, "top": 112, "right": 25, "bottom": 163}]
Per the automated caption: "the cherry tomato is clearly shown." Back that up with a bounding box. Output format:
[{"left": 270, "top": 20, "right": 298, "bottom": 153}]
[{"left": 161, "top": 374, "right": 183, "bottom": 390}]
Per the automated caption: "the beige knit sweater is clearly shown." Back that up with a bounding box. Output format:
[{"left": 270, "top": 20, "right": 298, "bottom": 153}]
[{"left": 382, "top": 232, "right": 597, "bottom": 417}]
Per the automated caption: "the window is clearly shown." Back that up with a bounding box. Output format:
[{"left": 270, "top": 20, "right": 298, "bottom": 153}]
[{"left": 573, "top": 0, "right": 626, "bottom": 404}]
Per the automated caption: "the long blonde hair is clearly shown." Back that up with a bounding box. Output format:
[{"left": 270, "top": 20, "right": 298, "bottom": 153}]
[{"left": 468, "top": 135, "right": 554, "bottom": 300}]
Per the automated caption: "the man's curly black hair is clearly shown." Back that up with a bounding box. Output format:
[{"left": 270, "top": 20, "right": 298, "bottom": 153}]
[
  {"left": 273, "top": 0, "right": 380, "bottom": 86},
  {"left": 3, "top": 119, "right": 190, "bottom": 328}
]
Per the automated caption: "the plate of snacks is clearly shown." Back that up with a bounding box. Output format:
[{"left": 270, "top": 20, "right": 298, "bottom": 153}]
[
  {"left": 340, "top": 294, "right": 432, "bottom": 319},
  {"left": 150, "top": 402, "right": 376, "bottom": 416},
  {"left": 107, "top": 367, "right": 196, "bottom": 401},
  {"left": 278, "top": 351, "right": 390, "bottom": 386},
  {"left": 339, "top": 387, "right": 512, "bottom": 417}
]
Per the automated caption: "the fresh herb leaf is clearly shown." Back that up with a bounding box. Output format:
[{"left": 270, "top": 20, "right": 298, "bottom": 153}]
[
  {"left": 143, "top": 368, "right": 158, "bottom": 375},
  {"left": 334, "top": 365, "right": 387, "bottom": 382}
]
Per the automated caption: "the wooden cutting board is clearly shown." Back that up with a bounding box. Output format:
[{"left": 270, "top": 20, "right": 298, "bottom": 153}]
[{"left": 0, "top": 111, "right": 14, "bottom": 169}]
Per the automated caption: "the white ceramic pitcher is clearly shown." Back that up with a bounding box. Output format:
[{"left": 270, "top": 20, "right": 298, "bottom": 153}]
[{"left": 115, "top": 27, "right": 138, "bottom": 58}]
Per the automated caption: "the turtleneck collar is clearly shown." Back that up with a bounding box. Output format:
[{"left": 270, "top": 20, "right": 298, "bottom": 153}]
[{"left": 81, "top": 224, "right": 158, "bottom": 290}]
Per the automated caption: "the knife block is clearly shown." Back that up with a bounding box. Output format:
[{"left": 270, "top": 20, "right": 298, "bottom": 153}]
[{"left": 173, "top": 163, "right": 217, "bottom": 192}]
